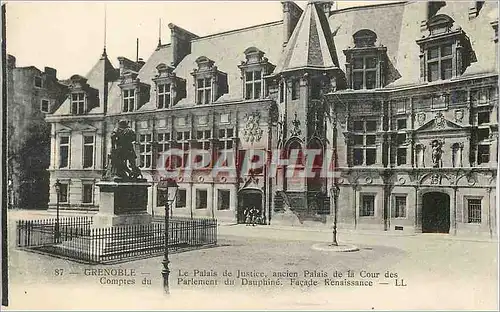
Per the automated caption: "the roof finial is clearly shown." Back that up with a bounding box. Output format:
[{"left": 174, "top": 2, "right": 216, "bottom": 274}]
[
  {"left": 157, "top": 18, "right": 162, "bottom": 48},
  {"left": 102, "top": 3, "right": 107, "bottom": 58}
]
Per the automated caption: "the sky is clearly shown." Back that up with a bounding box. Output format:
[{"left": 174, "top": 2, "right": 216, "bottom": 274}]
[{"left": 5, "top": 1, "right": 395, "bottom": 79}]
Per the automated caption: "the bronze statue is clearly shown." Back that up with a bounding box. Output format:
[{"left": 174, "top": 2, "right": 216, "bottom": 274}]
[{"left": 103, "top": 120, "right": 143, "bottom": 181}]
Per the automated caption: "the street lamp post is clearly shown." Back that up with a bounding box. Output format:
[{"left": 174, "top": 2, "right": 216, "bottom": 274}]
[
  {"left": 330, "top": 182, "right": 340, "bottom": 246},
  {"left": 158, "top": 178, "right": 178, "bottom": 295},
  {"left": 53, "top": 179, "right": 61, "bottom": 243}
]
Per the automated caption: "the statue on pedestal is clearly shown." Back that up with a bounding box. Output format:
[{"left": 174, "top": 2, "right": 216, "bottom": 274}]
[{"left": 103, "top": 120, "right": 144, "bottom": 181}]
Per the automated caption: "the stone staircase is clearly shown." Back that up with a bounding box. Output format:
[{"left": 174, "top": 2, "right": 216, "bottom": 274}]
[{"left": 273, "top": 191, "right": 330, "bottom": 224}]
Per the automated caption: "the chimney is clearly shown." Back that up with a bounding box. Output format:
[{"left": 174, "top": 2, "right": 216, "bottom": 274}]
[
  {"left": 7, "top": 54, "right": 16, "bottom": 69},
  {"left": 281, "top": 1, "right": 303, "bottom": 47},
  {"left": 44, "top": 67, "right": 57, "bottom": 79},
  {"left": 137, "top": 58, "right": 145, "bottom": 70},
  {"left": 168, "top": 23, "right": 199, "bottom": 66}
]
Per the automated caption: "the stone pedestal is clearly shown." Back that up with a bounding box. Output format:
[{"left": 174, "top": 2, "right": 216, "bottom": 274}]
[{"left": 93, "top": 181, "right": 152, "bottom": 228}]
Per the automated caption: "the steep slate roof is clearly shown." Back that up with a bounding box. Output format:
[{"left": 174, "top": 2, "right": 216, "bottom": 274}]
[
  {"left": 53, "top": 51, "right": 118, "bottom": 115},
  {"left": 52, "top": 1, "right": 499, "bottom": 116},
  {"left": 328, "top": 0, "right": 498, "bottom": 89},
  {"left": 274, "top": 1, "right": 340, "bottom": 74}
]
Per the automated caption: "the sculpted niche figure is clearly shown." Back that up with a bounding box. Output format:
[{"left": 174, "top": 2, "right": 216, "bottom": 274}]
[
  {"left": 431, "top": 139, "right": 444, "bottom": 168},
  {"left": 103, "top": 120, "right": 143, "bottom": 181}
]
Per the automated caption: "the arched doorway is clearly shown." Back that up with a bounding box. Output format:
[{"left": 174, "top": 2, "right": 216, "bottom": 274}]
[
  {"left": 237, "top": 190, "right": 263, "bottom": 224},
  {"left": 422, "top": 192, "right": 450, "bottom": 233}
]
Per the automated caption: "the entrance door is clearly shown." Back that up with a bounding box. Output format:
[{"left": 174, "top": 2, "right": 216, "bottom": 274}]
[
  {"left": 422, "top": 192, "right": 450, "bottom": 233},
  {"left": 237, "top": 191, "right": 263, "bottom": 224}
]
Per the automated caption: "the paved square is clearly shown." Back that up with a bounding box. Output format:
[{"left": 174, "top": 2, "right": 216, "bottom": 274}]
[{"left": 4, "top": 211, "right": 499, "bottom": 310}]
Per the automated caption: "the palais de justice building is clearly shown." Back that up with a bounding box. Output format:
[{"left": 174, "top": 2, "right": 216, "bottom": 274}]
[{"left": 45, "top": 1, "right": 498, "bottom": 237}]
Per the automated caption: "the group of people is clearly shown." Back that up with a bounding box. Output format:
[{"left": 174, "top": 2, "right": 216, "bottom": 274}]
[{"left": 243, "top": 206, "right": 261, "bottom": 226}]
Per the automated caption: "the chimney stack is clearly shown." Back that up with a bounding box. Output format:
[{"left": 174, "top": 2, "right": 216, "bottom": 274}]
[
  {"left": 44, "top": 67, "right": 57, "bottom": 79},
  {"left": 7, "top": 54, "right": 16, "bottom": 69},
  {"left": 281, "top": 1, "right": 303, "bottom": 47},
  {"left": 168, "top": 23, "right": 199, "bottom": 66}
]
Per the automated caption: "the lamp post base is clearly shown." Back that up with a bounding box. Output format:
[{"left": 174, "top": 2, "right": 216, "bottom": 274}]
[{"left": 162, "top": 260, "right": 170, "bottom": 294}]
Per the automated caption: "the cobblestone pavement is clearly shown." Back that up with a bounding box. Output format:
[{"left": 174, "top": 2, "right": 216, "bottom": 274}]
[{"left": 4, "top": 210, "right": 499, "bottom": 310}]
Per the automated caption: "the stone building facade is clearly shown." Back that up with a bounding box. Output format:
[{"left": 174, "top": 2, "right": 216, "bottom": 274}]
[
  {"left": 7, "top": 55, "right": 68, "bottom": 209},
  {"left": 45, "top": 0, "right": 498, "bottom": 237}
]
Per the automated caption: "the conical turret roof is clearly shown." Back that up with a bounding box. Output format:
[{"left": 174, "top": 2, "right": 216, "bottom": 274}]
[{"left": 274, "top": 1, "right": 339, "bottom": 74}]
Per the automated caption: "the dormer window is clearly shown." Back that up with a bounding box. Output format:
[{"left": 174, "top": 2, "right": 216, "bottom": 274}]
[
  {"left": 427, "top": 44, "right": 453, "bottom": 82},
  {"left": 191, "top": 56, "right": 228, "bottom": 105},
  {"left": 153, "top": 63, "right": 186, "bottom": 109},
  {"left": 197, "top": 78, "right": 212, "bottom": 105},
  {"left": 67, "top": 74, "right": 98, "bottom": 116},
  {"left": 417, "top": 14, "right": 475, "bottom": 83},
  {"left": 245, "top": 71, "right": 262, "bottom": 100},
  {"left": 122, "top": 89, "right": 135, "bottom": 112},
  {"left": 119, "top": 71, "right": 150, "bottom": 113},
  {"left": 157, "top": 83, "right": 171, "bottom": 109},
  {"left": 71, "top": 92, "right": 85, "bottom": 115},
  {"left": 239, "top": 47, "right": 275, "bottom": 100},
  {"left": 344, "top": 30, "right": 387, "bottom": 90}
]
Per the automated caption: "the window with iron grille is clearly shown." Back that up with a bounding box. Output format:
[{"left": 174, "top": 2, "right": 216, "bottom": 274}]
[
  {"left": 427, "top": 44, "right": 453, "bottom": 82},
  {"left": 83, "top": 135, "right": 94, "bottom": 168},
  {"left": 123, "top": 89, "right": 135, "bottom": 112},
  {"left": 467, "top": 198, "right": 481, "bottom": 223},
  {"left": 59, "top": 135, "right": 70, "bottom": 168},
  {"left": 352, "top": 56, "right": 378, "bottom": 90},
  {"left": 196, "top": 189, "right": 208, "bottom": 209},
  {"left": 245, "top": 70, "right": 262, "bottom": 100},
  {"left": 394, "top": 196, "right": 406, "bottom": 218},
  {"left": 157, "top": 83, "right": 171, "bottom": 109},
  {"left": 82, "top": 183, "right": 94, "bottom": 204},
  {"left": 139, "top": 133, "right": 153, "bottom": 168},
  {"left": 197, "top": 78, "right": 212, "bottom": 105},
  {"left": 351, "top": 120, "right": 377, "bottom": 166},
  {"left": 71, "top": 92, "right": 85, "bottom": 115},
  {"left": 360, "top": 195, "right": 375, "bottom": 217},
  {"left": 217, "top": 189, "right": 230, "bottom": 210}
]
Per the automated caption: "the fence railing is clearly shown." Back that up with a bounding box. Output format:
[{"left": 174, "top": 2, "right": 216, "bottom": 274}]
[{"left": 16, "top": 216, "right": 218, "bottom": 264}]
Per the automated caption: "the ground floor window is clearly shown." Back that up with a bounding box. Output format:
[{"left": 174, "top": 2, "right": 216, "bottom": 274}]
[
  {"left": 360, "top": 194, "right": 375, "bottom": 217},
  {"left": 394, "top": 196, "right": 406, "bottom": 218},
  {"left": 82, "top": 183, "right": 93, "bottom": 204},
  {"left": 218, "top": 189, "right": 230, "bottom": 210},
  {"left": 176, "top": 189, "right": 187, "bottom": 208},
  {"left": 196, "top": 189, "right": 208, "bottom": 209},
  {"left": 467, "top": 198, "right": 481, "bottom": 224},
  {"left": 59, "top": 183, "right": 68, "bottom": 203}
]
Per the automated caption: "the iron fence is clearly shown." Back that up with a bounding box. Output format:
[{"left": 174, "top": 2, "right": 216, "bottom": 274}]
[{"left": 16, "top": 216, "right": 218, "bottom": 264}]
